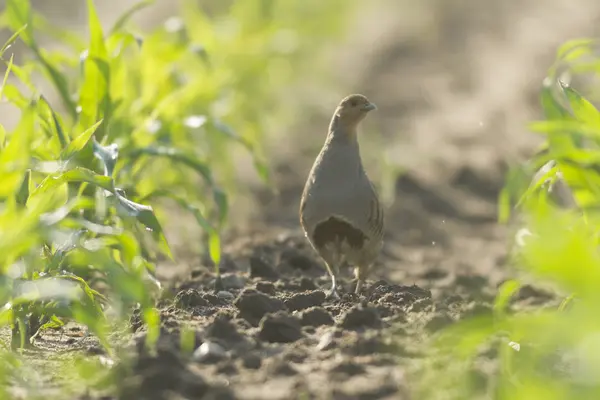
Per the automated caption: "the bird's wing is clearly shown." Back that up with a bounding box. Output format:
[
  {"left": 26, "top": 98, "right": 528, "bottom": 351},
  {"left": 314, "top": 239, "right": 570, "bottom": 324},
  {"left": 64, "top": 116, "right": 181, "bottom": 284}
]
[{"left": 366, "top": 180, "right": 384, "bottom": 239}]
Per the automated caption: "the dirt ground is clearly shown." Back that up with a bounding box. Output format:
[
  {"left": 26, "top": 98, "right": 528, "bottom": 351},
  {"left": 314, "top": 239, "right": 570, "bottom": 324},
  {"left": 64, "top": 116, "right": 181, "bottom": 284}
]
[{"left": 6, "top": 0, "right": 600, "bottom": 399}]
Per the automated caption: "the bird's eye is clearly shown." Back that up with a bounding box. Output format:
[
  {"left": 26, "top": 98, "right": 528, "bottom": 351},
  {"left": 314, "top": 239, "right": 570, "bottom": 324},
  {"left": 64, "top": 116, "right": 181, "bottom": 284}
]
[{"left": 349, "top": 100, "right": 357, "bottom": 107}]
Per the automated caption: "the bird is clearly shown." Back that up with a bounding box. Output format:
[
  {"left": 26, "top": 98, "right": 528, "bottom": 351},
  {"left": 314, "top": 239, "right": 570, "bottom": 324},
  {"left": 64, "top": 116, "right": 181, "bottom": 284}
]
[{"left": 299, "top": 94, "right": 384, "bottom": 299}]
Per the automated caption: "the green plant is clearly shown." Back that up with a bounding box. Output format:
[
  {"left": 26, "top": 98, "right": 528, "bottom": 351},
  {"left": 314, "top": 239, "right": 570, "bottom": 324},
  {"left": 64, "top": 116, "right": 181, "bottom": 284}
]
[
  {"left": 415, "top": 38, "right": 600, "bottom": 400},
  {"left": 0, "top": 0, "right": 354, "bottom": 396}
]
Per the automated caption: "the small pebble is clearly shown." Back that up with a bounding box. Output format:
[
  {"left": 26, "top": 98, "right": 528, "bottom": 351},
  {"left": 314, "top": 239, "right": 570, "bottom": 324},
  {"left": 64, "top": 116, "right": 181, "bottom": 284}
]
[
  {"left": 193, "top": 341, "right": 227, "bottom": 363},
  {"left": 317, "top": 330, "right": 336, "bottom": 351},
  {"left": 98, "top": 355, "right": 115, "bottom": 368}
]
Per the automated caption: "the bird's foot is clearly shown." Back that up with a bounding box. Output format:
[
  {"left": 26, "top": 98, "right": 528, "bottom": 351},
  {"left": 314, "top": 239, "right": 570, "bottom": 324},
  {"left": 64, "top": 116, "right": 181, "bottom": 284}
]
[
  {"left": 354, "top": 279, "right": 364, "bottom": 295},
  {"left": 326, "top": 274, "right": 342, "bottom": 300},
  {"left": 326, "top": 288, "right": 341, "bottom": 300}
]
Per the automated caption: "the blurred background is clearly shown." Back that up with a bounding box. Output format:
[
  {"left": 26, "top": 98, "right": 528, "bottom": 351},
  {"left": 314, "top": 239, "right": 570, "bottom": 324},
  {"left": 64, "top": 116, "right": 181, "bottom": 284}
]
[{"left": 2, "top": 0, "right": 600, "bottom": 277}]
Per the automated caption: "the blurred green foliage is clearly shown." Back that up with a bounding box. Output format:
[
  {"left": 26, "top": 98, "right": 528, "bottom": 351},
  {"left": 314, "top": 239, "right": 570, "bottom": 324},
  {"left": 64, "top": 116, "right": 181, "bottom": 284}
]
[
  {"left": 416, "top": 38, "right": 600, "bottom": 400},
  {"left": 0, "top": 0, "right": 353, "bottom": 396}
]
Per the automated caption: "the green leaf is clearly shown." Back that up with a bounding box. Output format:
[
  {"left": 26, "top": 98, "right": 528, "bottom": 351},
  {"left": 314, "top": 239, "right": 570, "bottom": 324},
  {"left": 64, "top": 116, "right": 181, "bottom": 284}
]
[
  {"left": 539, "top": 79, "right": 580, "bottom": 151},
  {"left": 4, "top": 60, "right": 34, "bottom": 93},
  {"left": 557, "top": 293, "right": 577, "bottom": 312},
  {"left": 77, "top": 0, "right": 110, "bottom": 137},
  {"left": 1, "top": 83, "right": 29, "bottom": 109},
  {"left": 124, "top": 146, "right": 228, "bottom": 221},
  {"left": 126, "top": 146, "right": 214, "bottom": 184},
  {"left": 528, "top": 120, "right": 600, "bottom": 139},
  {"left": 37, "top": 95, "right": 69, "bottom": 148},
  {"left": 6, "top": 1, "right": 76, "bottom": 116},
  {"left": 35, "top": 51, "right": 77, "bottom": 118},
  {"left": 0, "top": 102, "right": 35, "bottom": 198},
  {"left": 32, "top": 13, "right": 86, "bottom": 51},
  {"left": 0, "top": 54, "right": 14, "bottom": 102},
  {"left": 213, "top": 188, "right": 229, "bottom": 226},
  {"left": 562, "top": 84, "right": 600, "bottom": 128},
  {"left": 498, "top": 163, "right": 531, "bottom": 222},
  {"left": 105, "top": 32, "right": 143, "bottom": 62},
  {"left": 212, "top": 120, "right": 271, "bottom": 183},
  {"left": 0, "top": 305, "right": 13, "bottom": 328},
  {"left": 179, "top": 325, "right": 196, "bottom": 355},
  {"left": 61, "top": 119, "right": 103, "bottom": 160},
  {"left": 137, "top": 190, "right": 218, "bottom": 264},
  {"left": 37, "top": 316, "right": 64, "bottom": 333},
  {"left": 11, "top": 277, "right": 83, "bottom": 304},
  {"left": 540, "top": 79, "right": 571, "bottom": 121},
  {"left": 5, "top": 0, "right": 34, "bottom": 46},
  {"left": 39, "top": 197, "right": 92, "bottom": 227},
  {"left": 112, "top": 192, "right": 172, "bottom": 259},
  {"left": 137, "top": 190, "right": 216, "bottom": 234},
  {"left": 93, "top": 140, "right": 118, "bottom": 177},
  {"left": 143, "top": 307, "right": 160, "bottom": 350},
  {"left": 498, "top": 187, "right": 511, "bottom": 223},
  {"left": 31, "top": 167, "right": 114, "bottom": 196},
  {"left": 208, "top": 232, "right": 221, "bottom": 268},
  {"left": 0, "top": 24, "right": 28, "bottom": 56},
  {"left": 109, "top": 0, "right": 154, "bottom": 35},
  {"left": 556, "top": 38, "right": 595, "bottom": 62},
  {"left": 517, "top": 161, "right": 559, "bottom": 207},
  {"left": 15, "top": 169, "right": 30, "bottom": 206},
  {"left": 494, "top": 279, "right": 520, "bottom": 318}
]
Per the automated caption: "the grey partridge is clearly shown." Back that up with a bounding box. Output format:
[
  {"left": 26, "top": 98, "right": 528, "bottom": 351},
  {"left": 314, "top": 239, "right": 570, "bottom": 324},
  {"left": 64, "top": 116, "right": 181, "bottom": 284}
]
[{"left": 299, "top": 94, "right": 384, "bottom": 298}]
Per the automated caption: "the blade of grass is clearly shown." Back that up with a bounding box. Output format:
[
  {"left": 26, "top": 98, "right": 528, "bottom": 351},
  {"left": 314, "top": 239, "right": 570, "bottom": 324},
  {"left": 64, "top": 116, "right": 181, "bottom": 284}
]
[
  {"left": 0, "top": 24, "right": 28, "bottom": 56},
  {"left": 61, "top": 119, "right": 103, "bottom": 160}
]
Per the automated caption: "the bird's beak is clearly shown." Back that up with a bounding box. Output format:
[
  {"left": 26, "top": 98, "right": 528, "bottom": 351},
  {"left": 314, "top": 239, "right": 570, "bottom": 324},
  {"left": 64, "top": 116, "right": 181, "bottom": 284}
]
[{"left": 362, "top": 102, "right": 377, "bottom": 112}]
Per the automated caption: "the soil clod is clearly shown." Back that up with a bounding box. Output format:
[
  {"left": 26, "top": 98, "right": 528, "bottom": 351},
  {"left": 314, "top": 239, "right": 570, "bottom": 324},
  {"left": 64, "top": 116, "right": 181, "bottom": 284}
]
[
  {"left": 174, "top": 289, "right": 210, "bottom": 309},
  {"left": 234, "top": 288, "right": 287, "bottom": 326},
  {"left": 259, "top": 311, "right": 304, "bottom": 343},
  {"left": 299, "top": 306, "right": 335, "bottom": 327},
  {"left": 249, "top": 255, "right": 280, "bottom": 280},
  {"left": 339, "top": 305, "right": 383, "bottom": 330},
  {"left": 284, "top": 290, "right": 326, "bottom": 311}
]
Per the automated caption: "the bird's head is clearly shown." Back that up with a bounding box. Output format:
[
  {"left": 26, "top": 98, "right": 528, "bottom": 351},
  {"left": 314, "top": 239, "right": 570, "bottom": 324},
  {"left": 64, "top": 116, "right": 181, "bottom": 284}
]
[{"left": 334, "top": 94, "right": 377, "bottom": 126}]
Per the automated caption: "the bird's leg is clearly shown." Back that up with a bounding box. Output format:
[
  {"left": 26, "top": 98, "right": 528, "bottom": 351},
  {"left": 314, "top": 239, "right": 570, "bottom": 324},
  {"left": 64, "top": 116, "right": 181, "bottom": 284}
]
[
  {"left": 354, "top": 278, "right": 363, "bottom": 295},
  {"left": 325, "top": 262, "right": 341, "bottom": 300},
  {"left": 328, "top": 274, "right": 341, "bottom": 299},
  {"left": 354, "top": 264, "right": 370, "bottom": 295}
]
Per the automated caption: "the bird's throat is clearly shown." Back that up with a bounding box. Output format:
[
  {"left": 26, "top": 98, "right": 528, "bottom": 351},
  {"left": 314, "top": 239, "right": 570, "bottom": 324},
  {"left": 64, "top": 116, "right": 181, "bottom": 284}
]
[{"left": 327, "top": 114, "right": 359, "bottom": 144}]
